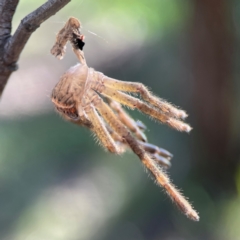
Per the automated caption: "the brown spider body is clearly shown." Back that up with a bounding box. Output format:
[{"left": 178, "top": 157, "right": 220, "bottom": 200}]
[
  {"left": 51, "top": 17, "right": 199, "bottom": 221},
  {"left": 52, "top": 64, "right": 88, "bottom": 119}
]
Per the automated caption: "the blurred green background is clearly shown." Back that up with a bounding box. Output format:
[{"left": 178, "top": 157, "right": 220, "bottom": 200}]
[{"left": 0, "top": 0, "right": 239, "bottom": 239}]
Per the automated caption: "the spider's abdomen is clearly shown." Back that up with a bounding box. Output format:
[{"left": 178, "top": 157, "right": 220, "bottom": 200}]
[{"left": 51, "top": 63, "right": 88, "bottom": 108}]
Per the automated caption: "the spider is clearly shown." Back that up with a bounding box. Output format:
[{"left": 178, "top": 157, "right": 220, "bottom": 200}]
[{"left": 51, "top": 17, "right": 199, "bottom": 221}]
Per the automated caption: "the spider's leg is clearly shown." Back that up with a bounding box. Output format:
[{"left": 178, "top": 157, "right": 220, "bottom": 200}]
[
  {"left": 91, "top": 94, "right": 199, "bottom": 221},
  {"left": 108, "top": 100, "right": 172, "bottom": 167},
  {"left": 106, "top": 123, "right": 172, "bottom": 168},
  {"left": 102, "top": 77, "right": 187, "bottom": 119},
  {"left": 109, "top": 100, "right": 147, "bottom": 142},
  {"left": 98, "top": 87, "right": 191, "bottom": 132},
  {"left": 105, "top": 126, "right": 129, "bottom": 154},
  {"left": 138, "top": 141, "right": 173, "bottom": 159},
  {"left": 84, "top": 104, "right": 119, "bottom": 154},
  {"left": 109, "top": 100, "right": 173, "bottom": 158},
  {"left": 138, "top": 141, "right": 172, "bottom": 168},
  {"left": 135, "top": 120, "right": 147, "bottom": 131}
]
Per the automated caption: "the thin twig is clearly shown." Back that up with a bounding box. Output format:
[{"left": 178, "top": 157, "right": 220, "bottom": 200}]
[
  {"left": 0, "top": 0, "right": 19, "bottom": 46},
  {"left": 0, "top": 0, "right": 71, "bottom": 96}
]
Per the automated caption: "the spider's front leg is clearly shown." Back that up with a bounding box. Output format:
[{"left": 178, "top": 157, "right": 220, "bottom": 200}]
[
  {"left": 102, "top": 77, "right": 187, "bottom": 119},
  {"left": 89, "top": 91, "right": 199, "bottom": 221},
  {"left": 98, "top": 86, "right": 191, "bottom": 132}
]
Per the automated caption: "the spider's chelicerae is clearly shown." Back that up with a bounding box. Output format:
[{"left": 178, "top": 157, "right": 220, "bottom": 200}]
[{"left": 51, "top": 17, "right": 199, "bottom": 221}]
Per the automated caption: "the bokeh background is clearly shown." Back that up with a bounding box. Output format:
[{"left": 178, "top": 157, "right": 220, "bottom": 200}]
[{"left": 0, "top": 0, "right": 239, "bottom": 239}]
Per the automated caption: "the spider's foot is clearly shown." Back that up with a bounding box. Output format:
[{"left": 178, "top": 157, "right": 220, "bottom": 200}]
[
  {"left": 152, "top": 154, "right": 171, "bottom": 168},
  {"left": 167, "top": 118, "right": 192, "bottom": 133},
  {"left": 136, "top": 120, "right": 147, "bottom": 131}
]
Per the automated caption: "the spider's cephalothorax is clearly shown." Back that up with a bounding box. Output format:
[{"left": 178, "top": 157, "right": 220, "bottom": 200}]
[{"left": 51, "top": 17, "right": 199, "bottom": 221}]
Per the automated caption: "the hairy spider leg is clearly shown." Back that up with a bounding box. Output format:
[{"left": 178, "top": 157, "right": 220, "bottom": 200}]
[
  {"left": 102, "top": 76, "right": 187, "bottom": 119},
  {"left": 137, "top": 142, "right": 171, "bottom": 168},
  {"left": 135, "top": 120, "right": 146, "bottom": 130},
  {"left": 109, "top": 100, "right": 147, "bottom": 142},
  {"left": 109, "top": 100, "right": 173, "bottom": 158},
  {"left": 138, "top": 141, "right": 173, "bottom": 159},
  {"left": 96, "top": 86, "right": 191, "bottom": 132},
  {"left": 105, "top": 123, "right": 172, "bottom": 168},
  {"left": 109, "top": 100, "right": 173, "bottom": 164},
  {"left": 84, "top": 103, "right": 119, "bottom": 154},
  {"left": 90, "top": 92, "right": 199, "bottom": 221},
  {"left": 104, "top": 126, "right": 129, "bottom": 154}
]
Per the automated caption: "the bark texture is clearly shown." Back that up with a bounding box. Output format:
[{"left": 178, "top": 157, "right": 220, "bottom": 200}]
[{"left": 0, "top": 0, "right": 71, "bottom": 96}]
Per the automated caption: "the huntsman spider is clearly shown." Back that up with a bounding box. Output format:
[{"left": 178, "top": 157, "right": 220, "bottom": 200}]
[{"left": 51, "top": 17, "right": 199, "bottom": 221}]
